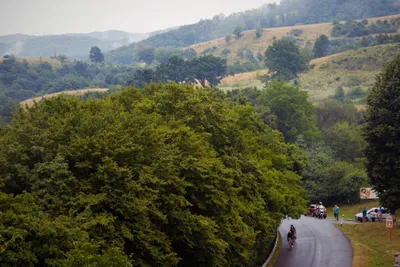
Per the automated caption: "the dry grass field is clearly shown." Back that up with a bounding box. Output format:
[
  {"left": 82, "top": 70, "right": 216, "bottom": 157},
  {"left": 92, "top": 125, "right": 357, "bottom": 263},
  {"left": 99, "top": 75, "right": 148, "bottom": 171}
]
[
  {"left": 218, "top": 43, "right": 400, "bottom": 103},
  {"left": 189, "top": 14, "right": 400, "bottom": 65},
  {"left": 20, "top": 88, "right": 109, "bottom": 108},
  {"left": 0, "top": 57, "right": 62, "bottom": 67}
]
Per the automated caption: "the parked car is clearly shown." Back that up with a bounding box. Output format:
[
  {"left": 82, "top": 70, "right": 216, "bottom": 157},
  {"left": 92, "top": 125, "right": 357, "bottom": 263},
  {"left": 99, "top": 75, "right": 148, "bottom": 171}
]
[
  {"left": 354, "top": 207, "right": 396, "bottom": 222},
  {"left": 305, "top": 204, "right": 317, "bottom": 217}
]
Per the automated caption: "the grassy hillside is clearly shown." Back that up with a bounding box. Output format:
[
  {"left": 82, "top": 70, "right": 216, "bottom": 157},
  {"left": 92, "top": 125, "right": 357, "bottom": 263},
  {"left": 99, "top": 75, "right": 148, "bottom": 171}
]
[
  {"left": 189, "top": 15, "right": 400, "bottom": 65},
  {"left": 218, "top": 43, "right": 400, "bottom": 103},
  {"left": 106, "top": 0, "right": 400, "bottom": 65},
  {"left": 301, "top": 43, "right": 400, "bottom": 102}
]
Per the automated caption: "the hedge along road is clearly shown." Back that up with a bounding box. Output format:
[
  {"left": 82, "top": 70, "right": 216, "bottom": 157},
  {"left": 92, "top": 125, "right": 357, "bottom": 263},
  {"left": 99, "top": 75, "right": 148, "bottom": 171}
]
[{"left": 274, "top": 215, "right": 352, "bottom": 267}]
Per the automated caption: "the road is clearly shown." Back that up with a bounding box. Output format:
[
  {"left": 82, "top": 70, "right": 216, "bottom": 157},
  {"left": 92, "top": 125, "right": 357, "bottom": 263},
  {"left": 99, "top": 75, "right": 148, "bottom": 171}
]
[{"left": 274, "top": 215, "right": 353, "bottom": 267}]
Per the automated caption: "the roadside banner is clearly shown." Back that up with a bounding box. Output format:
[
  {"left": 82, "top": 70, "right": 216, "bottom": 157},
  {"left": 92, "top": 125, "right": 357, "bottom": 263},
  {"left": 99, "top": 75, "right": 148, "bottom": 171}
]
[{"left": 360, "top": 188, "right": 379, "bottom": 199}]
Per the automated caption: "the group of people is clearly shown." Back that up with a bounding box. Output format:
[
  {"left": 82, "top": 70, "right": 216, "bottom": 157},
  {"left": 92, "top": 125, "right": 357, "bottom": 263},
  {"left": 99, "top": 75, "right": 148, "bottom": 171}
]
[{"left": 362, "top": 206, "right": 385, "bottom": 222}]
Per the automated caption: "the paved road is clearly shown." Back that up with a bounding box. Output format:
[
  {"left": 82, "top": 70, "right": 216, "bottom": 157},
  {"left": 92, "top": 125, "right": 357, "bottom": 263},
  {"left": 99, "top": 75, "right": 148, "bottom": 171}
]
[{"left": 274, "top": 215, "right": 352, "bottom": 267}]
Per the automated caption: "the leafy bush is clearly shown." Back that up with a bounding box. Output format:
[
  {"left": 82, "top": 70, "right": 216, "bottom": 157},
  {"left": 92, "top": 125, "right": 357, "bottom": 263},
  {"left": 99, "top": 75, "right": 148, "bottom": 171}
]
[
  {"left": 200, "top": 46, "right": 218, "bottom": 55},
  {"left": 221, "top": 48, "right": 231, "bottom": 57},
  {"left": 347, "top": 87, "right": 367, "bottom": 99},
  {"left": 290, "top": 29, "right": 304, "bottom": 36}
]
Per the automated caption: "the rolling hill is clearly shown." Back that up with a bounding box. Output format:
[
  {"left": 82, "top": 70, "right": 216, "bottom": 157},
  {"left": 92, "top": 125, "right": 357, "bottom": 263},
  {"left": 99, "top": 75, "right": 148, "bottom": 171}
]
[
  {"left": 189, "top": 14, "right": 400, "bottom": 65},
  {"left": 219, "top": 43, "right": 400, "bottom": 103},
  {"left": 106, "top": 0, "right": 400, "bottom": 65},
  {"left": 0, "top": 28, "right": 177, "bottom": 60}
]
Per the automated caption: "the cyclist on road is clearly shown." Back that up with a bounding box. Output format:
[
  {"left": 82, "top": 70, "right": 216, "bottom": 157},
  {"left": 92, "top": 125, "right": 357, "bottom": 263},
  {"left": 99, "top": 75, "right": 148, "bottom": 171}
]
[
  {"left": 287, "top": 230, "right": 295, "bottom": 247},
  {"left": 290, "top": 224, "right": 297, "bottom": 239}
]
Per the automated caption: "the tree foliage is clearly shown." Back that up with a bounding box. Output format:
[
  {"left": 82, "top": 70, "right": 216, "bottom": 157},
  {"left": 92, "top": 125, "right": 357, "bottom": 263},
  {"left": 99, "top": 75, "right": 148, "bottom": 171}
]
[
  {"left": 301, "top": 143, "right": 367, "bottom": 204},
  {"left": 364, "top": 53, "right": 400, "bottom": 211},
  {"left": 0, "top": 83, "right": 306, "bottom": 266},
  {"left": 256, "top": 81, "right": 319, "bottom": 144},
  {"left": 322, "top": 122, "right": 365, "bottom": 162},
  {"left": 128, "top": 55, "right": 227, "bottom": 88},
  {"left": 264, "top": 39, "right": 308, "bottom": 81},
  {"left": 233, "top": 26, "right": 243, "bottom": 39},
  {"left": 89, "top": 46, "right": 104, "bottom": 63},
  {"left": 313, "top": 35, "right": 330, "bottom": 58}
]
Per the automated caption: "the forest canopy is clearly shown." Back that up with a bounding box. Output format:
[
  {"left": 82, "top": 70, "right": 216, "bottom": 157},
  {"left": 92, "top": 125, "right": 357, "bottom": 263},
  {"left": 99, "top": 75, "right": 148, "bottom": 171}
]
[{"left": 0, "top": 83, "right": 306, "bottom": 266}]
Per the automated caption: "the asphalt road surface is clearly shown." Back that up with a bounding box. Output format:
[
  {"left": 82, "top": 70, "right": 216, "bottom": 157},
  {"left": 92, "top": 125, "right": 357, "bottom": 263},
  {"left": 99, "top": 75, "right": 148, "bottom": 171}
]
[{"left": 274, "top": 215, "right": 352, "bottom": 267}]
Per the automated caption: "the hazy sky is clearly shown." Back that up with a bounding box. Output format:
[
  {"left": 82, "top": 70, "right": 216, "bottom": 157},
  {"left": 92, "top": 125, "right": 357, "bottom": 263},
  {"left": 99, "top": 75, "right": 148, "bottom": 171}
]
[{"left": 1, "top": 0, "right": 277, "bottom": 36}]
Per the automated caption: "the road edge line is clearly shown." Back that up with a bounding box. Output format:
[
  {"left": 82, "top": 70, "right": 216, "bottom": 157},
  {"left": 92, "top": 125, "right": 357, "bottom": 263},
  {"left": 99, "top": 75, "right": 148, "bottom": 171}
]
[{"left": 262, "top": 230, "right": 280, "bottom": 267}]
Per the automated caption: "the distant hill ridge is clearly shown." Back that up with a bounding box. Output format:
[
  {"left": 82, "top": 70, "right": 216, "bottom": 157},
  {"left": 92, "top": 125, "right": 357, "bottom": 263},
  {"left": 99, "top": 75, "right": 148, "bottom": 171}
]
[
  {"left": 106, "top": 0, "right": 400, "bottom": 64},
  {"left": 189, "top": 14, "right": 400, "bottom": 64},
  {"left": 0, "top": 27, "right": 178, "bottom": 60}
]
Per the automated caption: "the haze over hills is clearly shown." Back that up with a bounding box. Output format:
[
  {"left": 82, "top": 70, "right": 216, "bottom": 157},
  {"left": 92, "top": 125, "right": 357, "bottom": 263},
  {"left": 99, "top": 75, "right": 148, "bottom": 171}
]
[
  {"left": 2, "top": 1, "right": 400, "bottom": 266},
  {"left": 0, "top": 27, "right": 179, "bottom": 60}
]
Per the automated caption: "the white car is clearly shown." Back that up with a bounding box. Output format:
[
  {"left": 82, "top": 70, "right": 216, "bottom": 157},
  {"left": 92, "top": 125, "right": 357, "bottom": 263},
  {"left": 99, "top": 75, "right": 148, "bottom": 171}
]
[{"left": 354, "top": 207, "right": 396, "bottom": 222}]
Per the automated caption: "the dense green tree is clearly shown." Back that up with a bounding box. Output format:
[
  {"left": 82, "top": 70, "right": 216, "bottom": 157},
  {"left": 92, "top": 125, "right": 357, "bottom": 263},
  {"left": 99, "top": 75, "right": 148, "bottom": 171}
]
[
  {"left": 334, "top": 87, "right": 346, "bottom": 103},
  {"left": 256, "top": 81, "right": 319, "bottom": 144},
  {"left": 264, "top": 39, "right": 308, "bottom": 81},
  {"left": 301, "top": 143, "right": 367, "bottom": 204},
  {"left": 322, "top": 121, "right": 365, "bottom": 162},
  {"left": 233, "top": 26, "right": 243, "bottom": 39},
  {"left": 155, "top": 56, "right": 189, "bottom": 83},
  {"left": 315, "top": 100, "right": 364, "bottom": 129},
  {"left": 0, "top": 83, "right": 306, "bottom": 266},
  {"left": 89, "top": 46, "right": 104, "bottom": 63},
  {"left": 364, "top": 53, "right": 400, "bottom": 212},
  {"left": 313, "top": 35, "right": 330, "bottom": 58},
  {"left": 128, "top": 68, "right": 154, "bottom": 87},
  {"left": 225, "top": 34, "right": 231, "bottom": 43},
  {"left": 189, "top": 55, "right": 227, "bottom": 87},
  {"left": 255, "top": 23, "right": 263, "bottom": 39}
]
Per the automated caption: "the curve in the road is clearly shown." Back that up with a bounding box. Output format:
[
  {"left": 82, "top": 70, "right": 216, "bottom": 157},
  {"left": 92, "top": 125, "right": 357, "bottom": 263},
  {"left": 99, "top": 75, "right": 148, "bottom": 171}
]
[{"left": 274, "top": 215, "right": 352, "bottom": 267}]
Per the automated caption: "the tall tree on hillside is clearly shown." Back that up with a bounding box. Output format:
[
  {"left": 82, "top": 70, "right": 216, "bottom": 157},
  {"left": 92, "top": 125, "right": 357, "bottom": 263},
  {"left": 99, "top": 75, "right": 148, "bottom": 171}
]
[
  {"left": 225, "top": 34, "right": 231, "bottom": 43},
  {"left": 364, "top": 53, "right": 400, "bottom": 212},
  {"left": 264, "top": 38, "right": 308, "bottom": 82},
  {"left": 313, "top": 35, "right": 330, "bottom": 58},
  {"left": 155, "top": 56, "right": 189, "bottom": 83},
  {"left": 190, "top": 55, "right": 227, "bottom": 87},
  {"left": 255, "top": 23, "right": 263, "bottom": 39},
  {"left": 257, "top": 81, "right": 320, "bottom": 144},
  {"left": 89, "top": 46, "right": 104, "bottom": 63},
  {"left": 233, "top": 26, "right": 243, "bottom": 39}
]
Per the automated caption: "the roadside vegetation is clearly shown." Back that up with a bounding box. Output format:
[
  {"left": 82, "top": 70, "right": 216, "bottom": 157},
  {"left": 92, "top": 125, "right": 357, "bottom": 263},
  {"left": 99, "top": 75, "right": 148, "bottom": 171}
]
[{"left": 339, "top": 220, "right": 400, "bottom": 267}]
